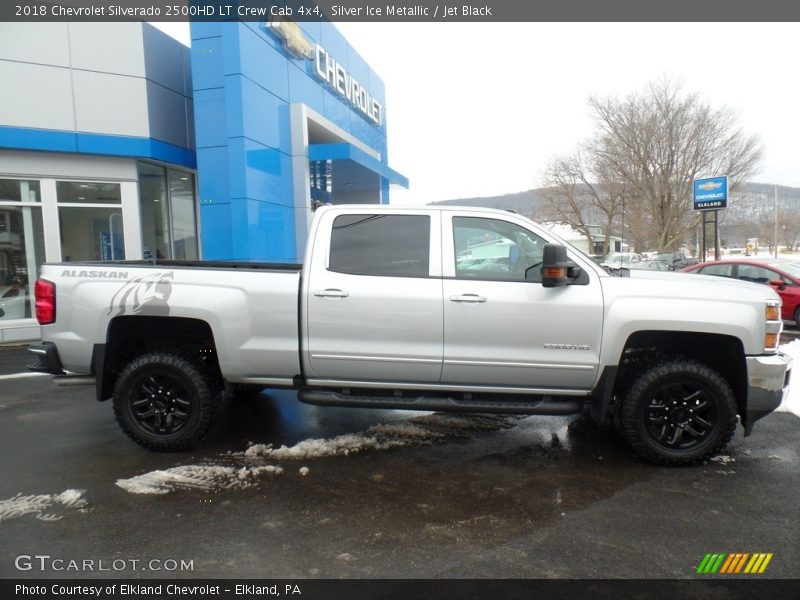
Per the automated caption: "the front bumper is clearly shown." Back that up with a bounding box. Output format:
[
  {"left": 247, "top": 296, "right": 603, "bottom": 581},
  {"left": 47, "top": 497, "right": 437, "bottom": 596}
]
[{"left": 744, "top": 352, "right": 792, "bottom": 435}]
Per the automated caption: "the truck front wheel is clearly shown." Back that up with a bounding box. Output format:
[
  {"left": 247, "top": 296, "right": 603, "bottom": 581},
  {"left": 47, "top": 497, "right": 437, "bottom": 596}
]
[
  {"left": 112, "top": 352, "right": 220, "bottom": 451},
  {"left": 619, "top": 358, "right": 737, "bottom": 465}
]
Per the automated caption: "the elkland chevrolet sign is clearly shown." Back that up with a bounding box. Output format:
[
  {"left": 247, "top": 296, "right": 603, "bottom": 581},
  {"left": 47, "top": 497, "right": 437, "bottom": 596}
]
[{"left": 693, "top": 176, "right": 729, "bottom": 211}]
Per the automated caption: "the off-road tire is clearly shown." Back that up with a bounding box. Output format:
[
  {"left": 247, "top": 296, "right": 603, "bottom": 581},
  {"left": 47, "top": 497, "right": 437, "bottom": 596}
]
[
  {"left": 619, "top": 358, "right": 737, "bottom": 465},
  {"left": 112, "top": 352, "right": 220, "bottom": 451}
]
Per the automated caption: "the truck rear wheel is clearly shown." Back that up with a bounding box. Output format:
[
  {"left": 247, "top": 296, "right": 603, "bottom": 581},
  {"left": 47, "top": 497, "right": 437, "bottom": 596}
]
[
  {"left": 619, "top": 358, "right": 737, "bottom": 465},
  {"left": 112, "top": 352, "right": 220, "bottom": 451}
]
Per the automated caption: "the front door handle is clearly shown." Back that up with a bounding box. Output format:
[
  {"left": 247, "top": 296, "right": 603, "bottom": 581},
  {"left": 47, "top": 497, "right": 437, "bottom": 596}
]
[
  {"left": 449, "top": 294, "right": 487, "bottom": 303},
  {"left": 314, "top": 288, "right": 350, "bottom": 298}
]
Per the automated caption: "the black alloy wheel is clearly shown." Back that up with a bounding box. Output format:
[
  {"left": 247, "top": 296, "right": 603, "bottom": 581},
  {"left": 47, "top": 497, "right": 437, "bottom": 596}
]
[
  {"left": 619, "top": 358, "right": 737, "bottom": 465},
  {"left": 112, "top": 352, "right": 220, "bottom": 451},
  {"left": 130, "top": 371, "right": 193, "bottom": 435},
  {"left": 643, "top": 381, "right": 717, "bottom": 451}
]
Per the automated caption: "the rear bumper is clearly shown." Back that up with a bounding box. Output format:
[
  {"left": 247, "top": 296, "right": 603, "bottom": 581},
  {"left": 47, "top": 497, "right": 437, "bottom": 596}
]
[
  {"left": 744, "top": 352, "right": 792, "bottom": 435},
  {"left": 27, "top": 342, "right": 65, "bottom": 375}
]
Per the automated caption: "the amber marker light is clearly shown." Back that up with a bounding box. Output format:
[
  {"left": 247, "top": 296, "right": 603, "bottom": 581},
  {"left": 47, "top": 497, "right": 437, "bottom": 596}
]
[{"left": 765, "top": 333, "right": 779, "bottom": 349}]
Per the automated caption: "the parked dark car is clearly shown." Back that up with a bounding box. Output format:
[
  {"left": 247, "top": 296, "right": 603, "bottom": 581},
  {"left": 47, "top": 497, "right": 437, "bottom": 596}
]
[
  {"left": 682, "top": 258, "right": 800, "bottom": 324},
  {"left": 653, "top": 252, "right": 699, "bottom": 271}
]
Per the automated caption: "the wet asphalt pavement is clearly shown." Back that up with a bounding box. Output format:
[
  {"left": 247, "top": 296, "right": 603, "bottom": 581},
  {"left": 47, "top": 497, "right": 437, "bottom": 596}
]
[{"left": 0, "top": 344, "right": 798, "bottom": 580}]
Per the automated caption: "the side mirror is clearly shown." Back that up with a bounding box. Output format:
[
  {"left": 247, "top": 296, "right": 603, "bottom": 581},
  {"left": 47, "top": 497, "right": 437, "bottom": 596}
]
[
  {"left": 769, "top": 279, "right": 786, "bottom": 291},
  {"left": 540, "top": 243, "right": 582, "bottom": 288}
]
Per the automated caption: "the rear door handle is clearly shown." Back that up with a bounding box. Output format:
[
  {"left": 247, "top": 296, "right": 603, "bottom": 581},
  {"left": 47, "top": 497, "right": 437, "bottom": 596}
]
[
  {"left": 449, "top": 294, "right": 487, "bottom": 303},
  {"left": 314, "top": 288, "right": 349, "bottom": 298}
]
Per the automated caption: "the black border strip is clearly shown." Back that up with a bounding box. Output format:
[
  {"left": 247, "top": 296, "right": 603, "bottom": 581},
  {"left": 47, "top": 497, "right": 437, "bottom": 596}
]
[
  {"left": 4, "top": 578, "right": 800, "bottom": 600},
  {"left": 4, "top": 1, "right": 800, "bottom": 22}
]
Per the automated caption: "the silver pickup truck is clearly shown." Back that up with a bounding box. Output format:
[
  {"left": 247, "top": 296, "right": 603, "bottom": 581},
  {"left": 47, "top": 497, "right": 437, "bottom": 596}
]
[{"left": 28, "top": 205, "right": 792, "bottom": 464}]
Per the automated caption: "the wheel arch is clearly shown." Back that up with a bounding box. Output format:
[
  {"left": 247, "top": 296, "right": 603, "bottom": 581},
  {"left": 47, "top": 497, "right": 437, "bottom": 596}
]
[
  {"left": 592, "top": 330, "right": 747, "bottom": 426},
  {"left": 96, "top": 316, "right": 222, "bottom": 402}
]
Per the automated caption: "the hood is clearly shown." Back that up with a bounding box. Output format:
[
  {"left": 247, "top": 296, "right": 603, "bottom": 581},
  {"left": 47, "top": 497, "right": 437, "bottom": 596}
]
[{"left": 600, "top": 269, "right": 781, "bottom": 305}]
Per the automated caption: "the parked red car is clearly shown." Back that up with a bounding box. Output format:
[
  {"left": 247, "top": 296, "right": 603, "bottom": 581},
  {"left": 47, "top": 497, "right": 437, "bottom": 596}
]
[{"left": 682, "top": 258, "right": 800, "bottom": 324}]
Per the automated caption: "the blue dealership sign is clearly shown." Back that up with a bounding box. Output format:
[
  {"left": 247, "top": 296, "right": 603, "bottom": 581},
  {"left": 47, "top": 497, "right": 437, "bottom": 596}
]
[{"left": 693, "top": 176, "right": 728, "bottom": 211}]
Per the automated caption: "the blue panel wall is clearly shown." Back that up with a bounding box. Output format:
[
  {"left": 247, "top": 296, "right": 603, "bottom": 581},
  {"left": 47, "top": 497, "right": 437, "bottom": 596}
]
[{"left": 191, "top": 21, "right": 392, "bottom": 262}]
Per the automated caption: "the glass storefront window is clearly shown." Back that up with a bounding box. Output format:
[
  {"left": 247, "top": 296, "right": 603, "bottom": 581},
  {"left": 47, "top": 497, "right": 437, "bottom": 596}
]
[
  {"left": 168, "top": 169, "right": 198, "bottom": 260},
  {"left": 0, "top": 179, "right": 41, "bottom": 203},
  {"left": 310, "top": 160, "right": 333, "bottom": 206},
  {"left": 57, "top": 180, "right": 125, "bottom": 262},
  {"left": 138, "top": 163, "right": 198, "bottom": 260},
  {"left": 56, "top": 181, "right": 122, "bottom": 204},
  {"left": 138, "top": 163, "right": 171, "bottom": 260},
  {"left": 58, "top": 207, "right": 125, "bottom": 262},
  {"left": 0, "top": 179, "right": 44, "bottom": 321}
]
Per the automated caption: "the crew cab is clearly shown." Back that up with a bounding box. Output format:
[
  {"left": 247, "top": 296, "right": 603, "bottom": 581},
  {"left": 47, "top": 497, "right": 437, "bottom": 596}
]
[{"left": 28, "top": 206, "right": 792, "bottom": 464}]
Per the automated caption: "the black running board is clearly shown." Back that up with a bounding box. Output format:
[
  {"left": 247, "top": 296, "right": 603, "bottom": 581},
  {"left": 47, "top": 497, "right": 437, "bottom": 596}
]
[{"left": 298, "top": 389, "right": 585, "bottom": 415}]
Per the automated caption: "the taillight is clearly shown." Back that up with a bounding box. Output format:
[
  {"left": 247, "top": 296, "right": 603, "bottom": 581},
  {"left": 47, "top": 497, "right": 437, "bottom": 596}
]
[{"left": 35, "top": 279, "right": 56, "bottom": 325}]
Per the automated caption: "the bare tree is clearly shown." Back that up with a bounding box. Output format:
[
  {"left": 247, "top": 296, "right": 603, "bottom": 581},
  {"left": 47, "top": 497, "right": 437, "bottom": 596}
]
[
  {"left": 541, "top": 152, "right": 625, "bottom": 255},
  {"left": 546, "top": 78, "right": 763, "bottom": 252}
]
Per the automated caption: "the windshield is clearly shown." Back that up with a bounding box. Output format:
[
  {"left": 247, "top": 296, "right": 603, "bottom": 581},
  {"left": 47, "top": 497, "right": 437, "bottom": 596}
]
[
  {"left": 773, "top": 260, "right": 800, "bottom": 279},
  {"left": 654, "top": 253, "right": 674, "bottom": 261}
]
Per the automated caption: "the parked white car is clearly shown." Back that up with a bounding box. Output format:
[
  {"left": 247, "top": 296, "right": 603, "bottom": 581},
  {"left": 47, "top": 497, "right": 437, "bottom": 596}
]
[
  {"left": 0, "top": 284, "right": 28, "bottom": 320},
  {"left": 601, "top": 252, "right": 643, "bottom": 269}
]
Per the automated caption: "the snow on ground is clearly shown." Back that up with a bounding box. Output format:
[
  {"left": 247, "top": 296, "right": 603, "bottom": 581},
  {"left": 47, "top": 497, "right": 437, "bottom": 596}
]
[
  {"left": 0, "top": 489, "right": 87, "bottom": 523},
  {"left": 777, "top": 340, "right": 800, "bottom": 417},
  {"left": 115, "top": 465, "right": 283, "bottom": 495},
  {"left": 117, "top": 413, "right": 521, "bottom": 496},
  {"left": 243, "top": 413, "right": 519, "bottom": 460}
]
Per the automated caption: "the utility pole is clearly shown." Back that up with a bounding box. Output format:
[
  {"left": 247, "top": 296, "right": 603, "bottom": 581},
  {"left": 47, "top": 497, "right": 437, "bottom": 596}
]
[{"left": 774, "top": 185, "right": 779, "bottom": 258}]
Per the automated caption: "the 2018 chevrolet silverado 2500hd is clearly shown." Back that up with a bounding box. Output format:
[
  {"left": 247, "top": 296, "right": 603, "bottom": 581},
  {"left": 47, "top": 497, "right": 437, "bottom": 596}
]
[{"left": 28, "top": 205, "right": 792, "bottom": 464}]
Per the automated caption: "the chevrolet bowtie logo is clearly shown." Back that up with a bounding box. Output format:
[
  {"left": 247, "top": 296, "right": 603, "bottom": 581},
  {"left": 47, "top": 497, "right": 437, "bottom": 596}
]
[
  {"left": 268, "top": 17, "right": 314, "bottom": 59},
  {"left": 698, "top": 181, "right": 723, "bottom": 191}
]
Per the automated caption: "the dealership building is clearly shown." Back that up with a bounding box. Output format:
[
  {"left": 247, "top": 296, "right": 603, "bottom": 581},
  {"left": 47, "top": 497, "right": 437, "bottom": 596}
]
[{"left": 0, "top": 20, "right": 406, "bottom": 341}]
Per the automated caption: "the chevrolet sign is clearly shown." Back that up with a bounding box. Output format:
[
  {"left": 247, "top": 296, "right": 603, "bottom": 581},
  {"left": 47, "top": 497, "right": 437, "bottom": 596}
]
[
  {"left": 314, "top": 45, "right": 383, "bottom": 126},
  {"left": 268, "top": 17, "right": 314, "bottom": 59},
  {"left": 266, "top": 19, "right": 384, "bottom": 126},
  {"left": 693, "top": 176, "right": 728, "bottom": 211}
]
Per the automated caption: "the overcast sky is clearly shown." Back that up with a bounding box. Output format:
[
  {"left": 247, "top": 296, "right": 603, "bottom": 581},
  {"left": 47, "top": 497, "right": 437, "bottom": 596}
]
[{"left": 153, "top": 22, "right": 800, "bottom": 205}]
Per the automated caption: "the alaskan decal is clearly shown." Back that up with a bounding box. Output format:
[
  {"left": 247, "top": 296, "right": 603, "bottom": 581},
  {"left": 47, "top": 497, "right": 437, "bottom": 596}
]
[
  {"left": 108, "top": 272, "right": 174, "bottom": 317},
  {"left": 61, "top": 270, "right": 129, "bottom": 279}
]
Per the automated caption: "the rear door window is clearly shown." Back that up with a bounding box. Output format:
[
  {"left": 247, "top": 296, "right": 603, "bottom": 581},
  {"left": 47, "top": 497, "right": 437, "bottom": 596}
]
[{"left": 329, "top": 214, "right": 430, "bottom": 277}]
